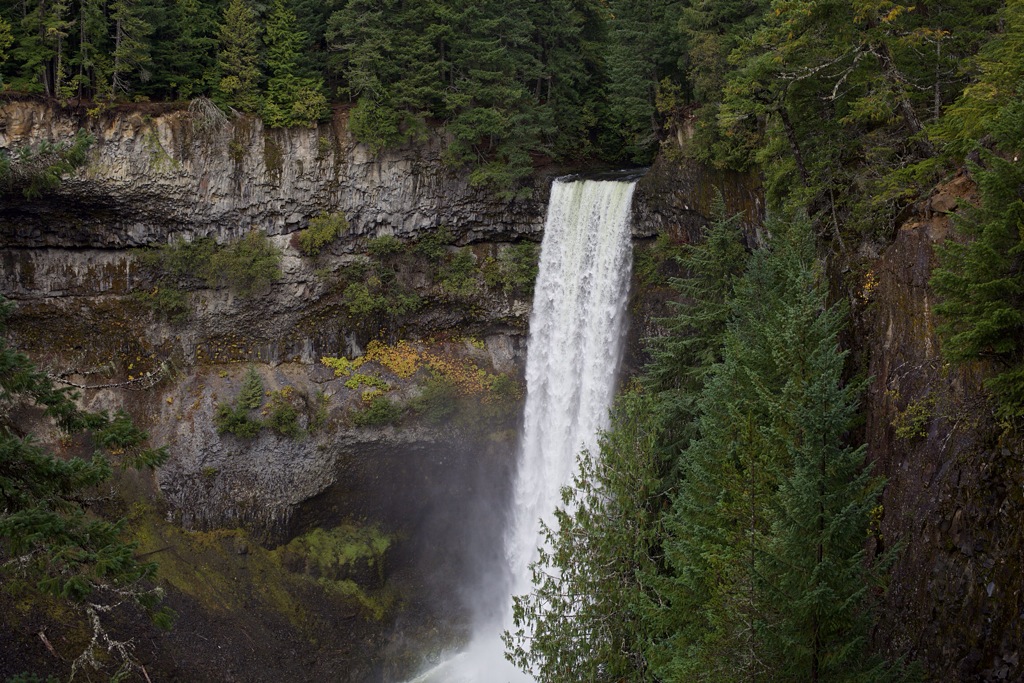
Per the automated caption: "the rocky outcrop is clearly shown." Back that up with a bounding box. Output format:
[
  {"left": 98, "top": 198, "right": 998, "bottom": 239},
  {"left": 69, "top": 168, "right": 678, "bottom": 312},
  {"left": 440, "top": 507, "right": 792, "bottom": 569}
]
[
  {"left": 0, "top": 97, "right": 551, "bottom": 248},
  {"left": 859, "top": 170, "right": 1023, "bottom": 682}
]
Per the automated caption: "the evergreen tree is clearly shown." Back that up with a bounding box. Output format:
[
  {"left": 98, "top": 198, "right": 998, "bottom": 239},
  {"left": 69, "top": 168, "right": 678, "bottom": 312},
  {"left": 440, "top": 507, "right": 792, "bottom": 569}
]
[
  {"left": 11, "top": 0, "right": 73, "bottom": 96},
  {"left": 643, "top": 193, "right": 749, "bottom": 457},
  {"left": 0, "top": 296, "right": 173, "bottom": 678},
  {"left": 932, "top": 0, "right": 1024, "bottom": 424},
  {"left": 655, "top": 219, "right": 895, "bottom": 682},
  {"left": 109, "top": 0, "right": 154, "bottom": 95},
  {"left": 67, "top": 0, "right": 111, "bottom": 99},
  {"left": 262, "top": 0, "right": 327, "bottom": 127},
  {"left": 0, "top": 14, "right": 12, "bottom": 78},
  {"left": 505, "top": 389, "right": 663, "bottom": 683},
  {"left": 146, "top": 0, "right": 222, "bottom": 100},
  {"left": 603, "top": 0, "right": 685, "bottom": 163},
  {"left": 215, "top": 0, "right": 262, "bottom": 113}
]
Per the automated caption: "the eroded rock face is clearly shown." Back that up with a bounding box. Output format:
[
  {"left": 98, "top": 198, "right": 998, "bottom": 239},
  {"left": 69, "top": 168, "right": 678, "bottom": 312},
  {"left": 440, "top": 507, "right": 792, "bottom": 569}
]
[
  {"left": 0, "top": 99, "right": 551, "bottom": 248},
  {"left": 860, "top": 171, "right": 1024, "bottom": 681}
]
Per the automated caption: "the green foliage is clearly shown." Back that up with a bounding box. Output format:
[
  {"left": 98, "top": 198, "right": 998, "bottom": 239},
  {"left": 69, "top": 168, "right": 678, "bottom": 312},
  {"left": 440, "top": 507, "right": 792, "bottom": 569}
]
[
  {"left": 109, "top": 0, "right": 153, "bottom": 95},
  {"left": 0, "top": 130, "right": 93, "bottom": 199},
  {"left": 6, "top": 675, "right": 59, "bottom": 683},
  {"left": 892, "top": 395, "right": 936, "bottom": 441},
  {"left": 931, "top": 0, "right": 1024, "bottom": 424},
  {"left": 414, "top": 226, "right": 455, "bottom": 260},
  {"left": 262, "top": 0, "right": 328, "bottom": 127},
  {"left": 482, "top": 243, "right": 540, "bottom": 296},
  {"left": 132, "top": 285, "right": 190, "bottom": 323},
  {"left": 297, "top": 212, "right": 348, "bottom": 256},
  {"left": 208, "top": 231, "right": 283, "bottom": 296},
  {"left": 409, "top": 374, "right": 459, "bottom": 424},
  {"left": 215, "top": 0, "right": 262, "bottom": 113},
  {"left": 439, "top": 249, "right": 480, "bottom": 297},
  {"left": 264, "top": 387, "right": 301, "bottom": 437},
  {"left": 214, "top": 401, "right": 261, "bottom": 437},
  {"left": 508, "top": 218, "right": 906, "bottom": 682},
  {"left": 506, "top": 388, "right": 663, "bottom": 681},
  {"left": 343, "top": 373, "right": 390, "bottom": 391},
  {"left": 237, "top": 366, "right": 264, "bottom": 409},
  {"left": 366, "top": 235, "right": 403, "bottom": 258},
  {"left": 655, "top": 218, "right": 895, "bottom": 681},
  {"left": 0, "top": 297, "right": 170, "bottom": 677},
  {"left": 351, "top": 395, "right": 402, "bottom": 427}
]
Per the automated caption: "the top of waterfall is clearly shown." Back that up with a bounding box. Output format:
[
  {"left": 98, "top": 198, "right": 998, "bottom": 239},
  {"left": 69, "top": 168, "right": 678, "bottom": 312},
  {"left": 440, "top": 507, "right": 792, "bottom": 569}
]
[{"left": 556, "top": 168, "right": 648, "bottom": 183}]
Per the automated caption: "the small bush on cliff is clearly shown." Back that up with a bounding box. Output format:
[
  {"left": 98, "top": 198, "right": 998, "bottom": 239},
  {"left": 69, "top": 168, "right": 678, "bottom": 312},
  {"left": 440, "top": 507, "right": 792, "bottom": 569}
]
[
  {"left": 297, "top": 212, "right": 348, "bottom": 256},
  {"left": 410, "top": 374, "right": 459, "bottom": 424},
  {"left": 214, "top": 401, "right": 262, "bottom": 437},
  {"left": 351, "top": 395, "right": 403, "bottom": 427},
  {"left": 209, "top": 231, "right": 283, "bottom": 296},
  {"left": 439, "top": 249, "right": 480, "bottom": 297},
  {"left": 482, "top": 243, "right": 540, "bottom": 296},
  {"left": 264, "top": 387, "right": 302, "bottom": 437}
]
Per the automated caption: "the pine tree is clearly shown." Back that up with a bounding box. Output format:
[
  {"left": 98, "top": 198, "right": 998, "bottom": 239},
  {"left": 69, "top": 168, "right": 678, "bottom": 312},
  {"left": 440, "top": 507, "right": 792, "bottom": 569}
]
[
  {"left": 215, "top": 0, "right": 262, "bottom": 113},
  {"left": 262, "top": 0, "right": 327, "bottom": 127}
]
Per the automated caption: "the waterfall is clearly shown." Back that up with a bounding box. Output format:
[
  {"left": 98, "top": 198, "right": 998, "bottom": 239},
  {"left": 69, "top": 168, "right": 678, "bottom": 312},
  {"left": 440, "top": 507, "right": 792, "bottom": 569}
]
[{"left": 409, "top": 177, "right": 637, "bottom": 683}]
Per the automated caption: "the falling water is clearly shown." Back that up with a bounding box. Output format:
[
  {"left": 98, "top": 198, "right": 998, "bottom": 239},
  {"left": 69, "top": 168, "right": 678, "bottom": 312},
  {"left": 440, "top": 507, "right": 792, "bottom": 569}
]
[{"left": 409, "top": 176, "right": 637, "bottom": 683}]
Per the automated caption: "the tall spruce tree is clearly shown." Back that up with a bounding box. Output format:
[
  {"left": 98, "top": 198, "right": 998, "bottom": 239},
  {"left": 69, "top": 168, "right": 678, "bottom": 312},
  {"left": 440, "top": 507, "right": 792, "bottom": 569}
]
[
  {"left": 109, "top": 0, "right": 153, "bottom": 95},
  {"left": 262, "top": 0, "right": 327, "bottom": 127},
  {"left": 931, "top": 0, "right": 1024, "bottom": 424},
  {"left": 215, "top": 0, "right": 262, "bottom": 112},
  {"left": 655, "top": 218, "right": 896, "bottom": 682}
]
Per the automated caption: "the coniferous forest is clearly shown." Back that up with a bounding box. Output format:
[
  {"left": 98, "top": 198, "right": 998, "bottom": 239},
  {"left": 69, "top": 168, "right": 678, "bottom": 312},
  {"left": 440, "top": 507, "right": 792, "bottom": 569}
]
[{"left": 1, "top": 0, "right": 1023, "bottom": 680}]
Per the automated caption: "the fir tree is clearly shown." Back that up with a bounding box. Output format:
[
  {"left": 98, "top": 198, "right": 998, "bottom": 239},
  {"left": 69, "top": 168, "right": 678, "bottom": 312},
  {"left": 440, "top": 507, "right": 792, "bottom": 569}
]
[
  {"left": 656, "top": 218, "right": 897, "bottom": 681},
  {"left": 215, "top": 0, "right": 262, "bottom": 113},
  {"left": 931, "top": 0, "right": 1024, "bottom": 424},
  {"left": 110, "top": 0, "right": 154, "bottom": 95},
  {"left": 0, "top": 296, "right": 173, "bottom": 678},
  {"left": 505, "top": 389, "right": 663, "bottom": 683},
  {"left": 262, "top": 0, "right": 327, "bottom": 127}
]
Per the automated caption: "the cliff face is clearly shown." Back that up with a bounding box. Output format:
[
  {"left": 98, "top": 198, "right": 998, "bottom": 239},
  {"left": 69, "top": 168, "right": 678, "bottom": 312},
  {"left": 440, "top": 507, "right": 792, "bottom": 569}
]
[
  {"left": 860, "top": 172, "right": 1024, "bottom": 681},
  {"left": 0, "top": 99, "right": 549, "bottom": 247}
]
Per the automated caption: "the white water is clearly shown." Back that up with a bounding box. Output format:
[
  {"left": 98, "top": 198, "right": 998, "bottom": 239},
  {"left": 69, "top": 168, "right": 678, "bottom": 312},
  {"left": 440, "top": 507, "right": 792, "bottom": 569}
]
[{"left": 408, "top": 177, "right": 637, "bottom": 683}]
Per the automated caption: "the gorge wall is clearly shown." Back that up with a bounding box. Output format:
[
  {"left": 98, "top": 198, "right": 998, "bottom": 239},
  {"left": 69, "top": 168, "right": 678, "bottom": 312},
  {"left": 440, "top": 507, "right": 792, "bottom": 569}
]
[{"left": 2, "top": 97, "right": 1016, "bottom": 682}]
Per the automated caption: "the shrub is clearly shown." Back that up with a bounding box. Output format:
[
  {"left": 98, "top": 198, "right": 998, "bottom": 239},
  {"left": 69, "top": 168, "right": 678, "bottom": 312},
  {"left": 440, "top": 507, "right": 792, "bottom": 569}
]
[
  {"left": 482, "top": 242, "right": 540, "bottom": 295},
  {"left": 133, "top": 286, "right": 190, "bottom": 323},
  {"left": 366, "top": 235, "right": 403, "bottom": 258},
  {"left": 214, "top": 402, "right": 262, "bottom": 437},
  {"left": 410, "top": 375, "right": 459, "bottom": 424},
  {"left": 209, "top": 231, "right": 282, "bottom": 296},
  {"left": 439, "top": 249, "right": 479, "bottom": 296},
  {"left": 297, "top": 212, "right": 348, "bottom": 256},
  {"left": 352, "top": 395, "right": 402, "bottom": 427},
  {"left": 415, "top": 226, "right": 455, "bottom": 260},
  {"left": 264, "top": 387, "right": 301, "bottom": 437},
  {"left": 139, "top": 237, "right": 218, "bottom": 282}
]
